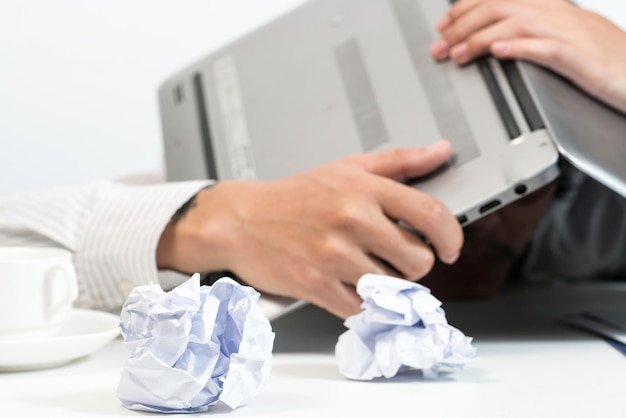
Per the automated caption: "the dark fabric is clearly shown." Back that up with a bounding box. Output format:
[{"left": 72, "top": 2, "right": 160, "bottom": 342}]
[{"left": 521, "top": 163, "right": 626, "bottom": 281}]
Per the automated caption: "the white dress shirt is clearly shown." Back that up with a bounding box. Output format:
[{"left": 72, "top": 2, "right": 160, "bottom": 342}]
[{"left": 0, "top": 179, "right": 212, "bottom": 313}]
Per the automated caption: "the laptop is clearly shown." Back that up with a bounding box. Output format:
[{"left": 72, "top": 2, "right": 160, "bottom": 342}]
[{"left": 157, "top": 0, "right": 626, "bottom": 319}]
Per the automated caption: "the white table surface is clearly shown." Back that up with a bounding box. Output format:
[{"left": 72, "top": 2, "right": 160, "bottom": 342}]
[{"left": 1, "top": 280, "right": 625, "bottom": 417}]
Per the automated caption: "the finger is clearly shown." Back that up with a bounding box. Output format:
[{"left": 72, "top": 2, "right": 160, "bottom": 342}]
[
  {"left": 447, "top": 18, "right": 526, "bottom": 64},
  {"left": 375, "top": 179, "right": 463, "bottom": 265},
  {"left": 345, "top": 140, "right": 453, "bottom": 181},
  {"left": 436, "top": 0, "right": 493, "bottom": 33},
  {"left": 323, "top": 255, "right": 414, "bottom": 319},
  {"left": 491, "top": 38, "right": 576, "bottom": 79},
  {"left": 302, "top": 250, "right": 388, "bottom": 320},
  {"left": 361, "top": 217, "right": 437, "bottom": 280},
  {"left": 439, "top": 2, "right": 529, "bottom": 55},
  {"left": 321, "top": 283, "right": 362, "bottom": 320},
  {"left": 323, "top": 239, "right": 405, "bottom": 289},
  {"left": 444, "top": 1, "right": 519, "bottom": 45},
  {"left": 447, "top": 0, "right": 497, "bottom": 24}
]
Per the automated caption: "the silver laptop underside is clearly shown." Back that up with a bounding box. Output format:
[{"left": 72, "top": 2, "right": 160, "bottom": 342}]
[
  {"left": 158, "top": 0, "right": 626, "bottom": 320},
  {"left": 159, "top": 0, "right": 565, "bottom": 227}
]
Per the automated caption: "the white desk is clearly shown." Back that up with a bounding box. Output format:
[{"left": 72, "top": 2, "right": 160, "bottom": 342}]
[{"left": 1, "top": 280, "right": 625, "bottom": 417}]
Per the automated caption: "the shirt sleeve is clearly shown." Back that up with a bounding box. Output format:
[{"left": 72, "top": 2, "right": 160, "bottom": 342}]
[{"left": 0, "top": 179, "right": 213, "bottom": 313}]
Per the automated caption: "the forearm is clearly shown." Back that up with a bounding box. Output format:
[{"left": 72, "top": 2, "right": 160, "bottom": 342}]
[{"left": 0, "top": 179, "right": 212, "bottom": 312}]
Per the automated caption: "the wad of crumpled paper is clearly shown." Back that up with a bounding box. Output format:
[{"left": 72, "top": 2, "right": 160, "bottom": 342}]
[
  {"left": 335, "top": 273, "right": 476, "bottom": 380},
  {"left": 116, "top": 273, "right": 275, "bottom": 413}
]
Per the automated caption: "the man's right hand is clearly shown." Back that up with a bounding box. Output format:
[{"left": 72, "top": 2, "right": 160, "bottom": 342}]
[{"left": 157, "top": 140, "right": 463, "bottom": 320}]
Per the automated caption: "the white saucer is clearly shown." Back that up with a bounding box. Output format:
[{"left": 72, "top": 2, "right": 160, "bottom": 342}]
[{"left": 0, "top": 308, "right": 120, "bottom": 371}]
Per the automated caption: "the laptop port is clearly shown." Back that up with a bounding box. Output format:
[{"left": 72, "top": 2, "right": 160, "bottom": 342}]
[
  {"left": 514, "top": 184, "right": 528, "bottom": 195},
  {"left": 479, "top": 200, "right": 501, "bottom": 214}
]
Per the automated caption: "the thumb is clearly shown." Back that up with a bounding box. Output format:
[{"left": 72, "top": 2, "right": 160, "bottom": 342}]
[{"left": 346, "top": 140, "right": 453, "bottom": 180}]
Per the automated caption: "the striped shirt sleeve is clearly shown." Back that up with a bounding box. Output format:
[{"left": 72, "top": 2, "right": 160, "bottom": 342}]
[{"left": 0, "top": 179, "right": 213, "bottom": 313}]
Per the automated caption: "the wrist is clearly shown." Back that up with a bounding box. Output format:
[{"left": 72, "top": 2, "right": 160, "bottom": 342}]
[{"left": 156, "top": 185, "right": 238, "bottom": 275}]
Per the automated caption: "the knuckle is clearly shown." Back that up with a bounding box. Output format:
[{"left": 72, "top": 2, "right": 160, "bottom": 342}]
[
  {"left": 332, "top": 201, "right": 369, "bottom": 233},
  {"left": 443, "top": 26, "right": 463, "bottom": 44},
  {"left": 318, "top": 235, "right": 350, "bottom": 264},
  {"left": 420, "top": 199, "right": 447, "bottom": 227},
  {"left": 512, "top": 16, "right": 532, "bottom": 36},
  {"left": 298, "top": 264, "right": 327, "bottom": 293},
  {"left": 466, "top": 35, "right": 490, "bottom": 55},
  {"left": 544, "top": 44, "right": 565, "bottom": 65},
  {"left": 486, "top": 2, "right": 509, "bottom": 22}
]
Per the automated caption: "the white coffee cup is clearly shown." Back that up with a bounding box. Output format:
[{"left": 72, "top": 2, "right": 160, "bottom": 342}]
[{"left": 0, "top": 246, "right": 79, "bottom": 338}]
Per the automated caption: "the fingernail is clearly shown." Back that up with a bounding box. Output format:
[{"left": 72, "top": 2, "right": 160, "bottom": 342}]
[
  {"left": 442, "top": 251, "right": 460, "bottom": 265},
  {"left": 450, "top": 43, "right": 469, "bottom": 63},
  {"left": 491, "top": 41, "right": 512, "bottom": 57},
  {"left": 435, "top": 15, "right": 450, "bottom": 31},
  {"left": 427, "top": 139, "right": 452, "bottom": 154},
  {"left": 430, "top": 39, "right": 449, "bottom": 59}
]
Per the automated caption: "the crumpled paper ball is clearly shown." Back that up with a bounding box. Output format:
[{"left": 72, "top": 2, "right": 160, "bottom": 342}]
[
  {"left": 116, "top": 274, "right": 275, "bottom": 413},
  {"left": 335, "top": 274, "right": 476, "bottom": 380}
]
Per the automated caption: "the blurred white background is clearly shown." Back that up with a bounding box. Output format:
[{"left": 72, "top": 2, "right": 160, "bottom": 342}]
[
  {"left": 0, "top": 0, "right": 624, "bottom": 195},
  {"left": 0, "top": 0, "right": 306, "bottom": 194}
]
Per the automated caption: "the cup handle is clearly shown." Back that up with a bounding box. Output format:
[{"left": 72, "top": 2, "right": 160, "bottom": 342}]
[{"left": 44, "top": 263, "right": 79, "bottom": 319}]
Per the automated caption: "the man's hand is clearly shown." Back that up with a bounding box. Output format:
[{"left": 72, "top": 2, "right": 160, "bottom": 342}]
[
  {"left": 431, "top": 0, "right": 626, "bottom": 114},
  {"left": 157, "top": 140, "right": 463, "bottom": 320}
]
